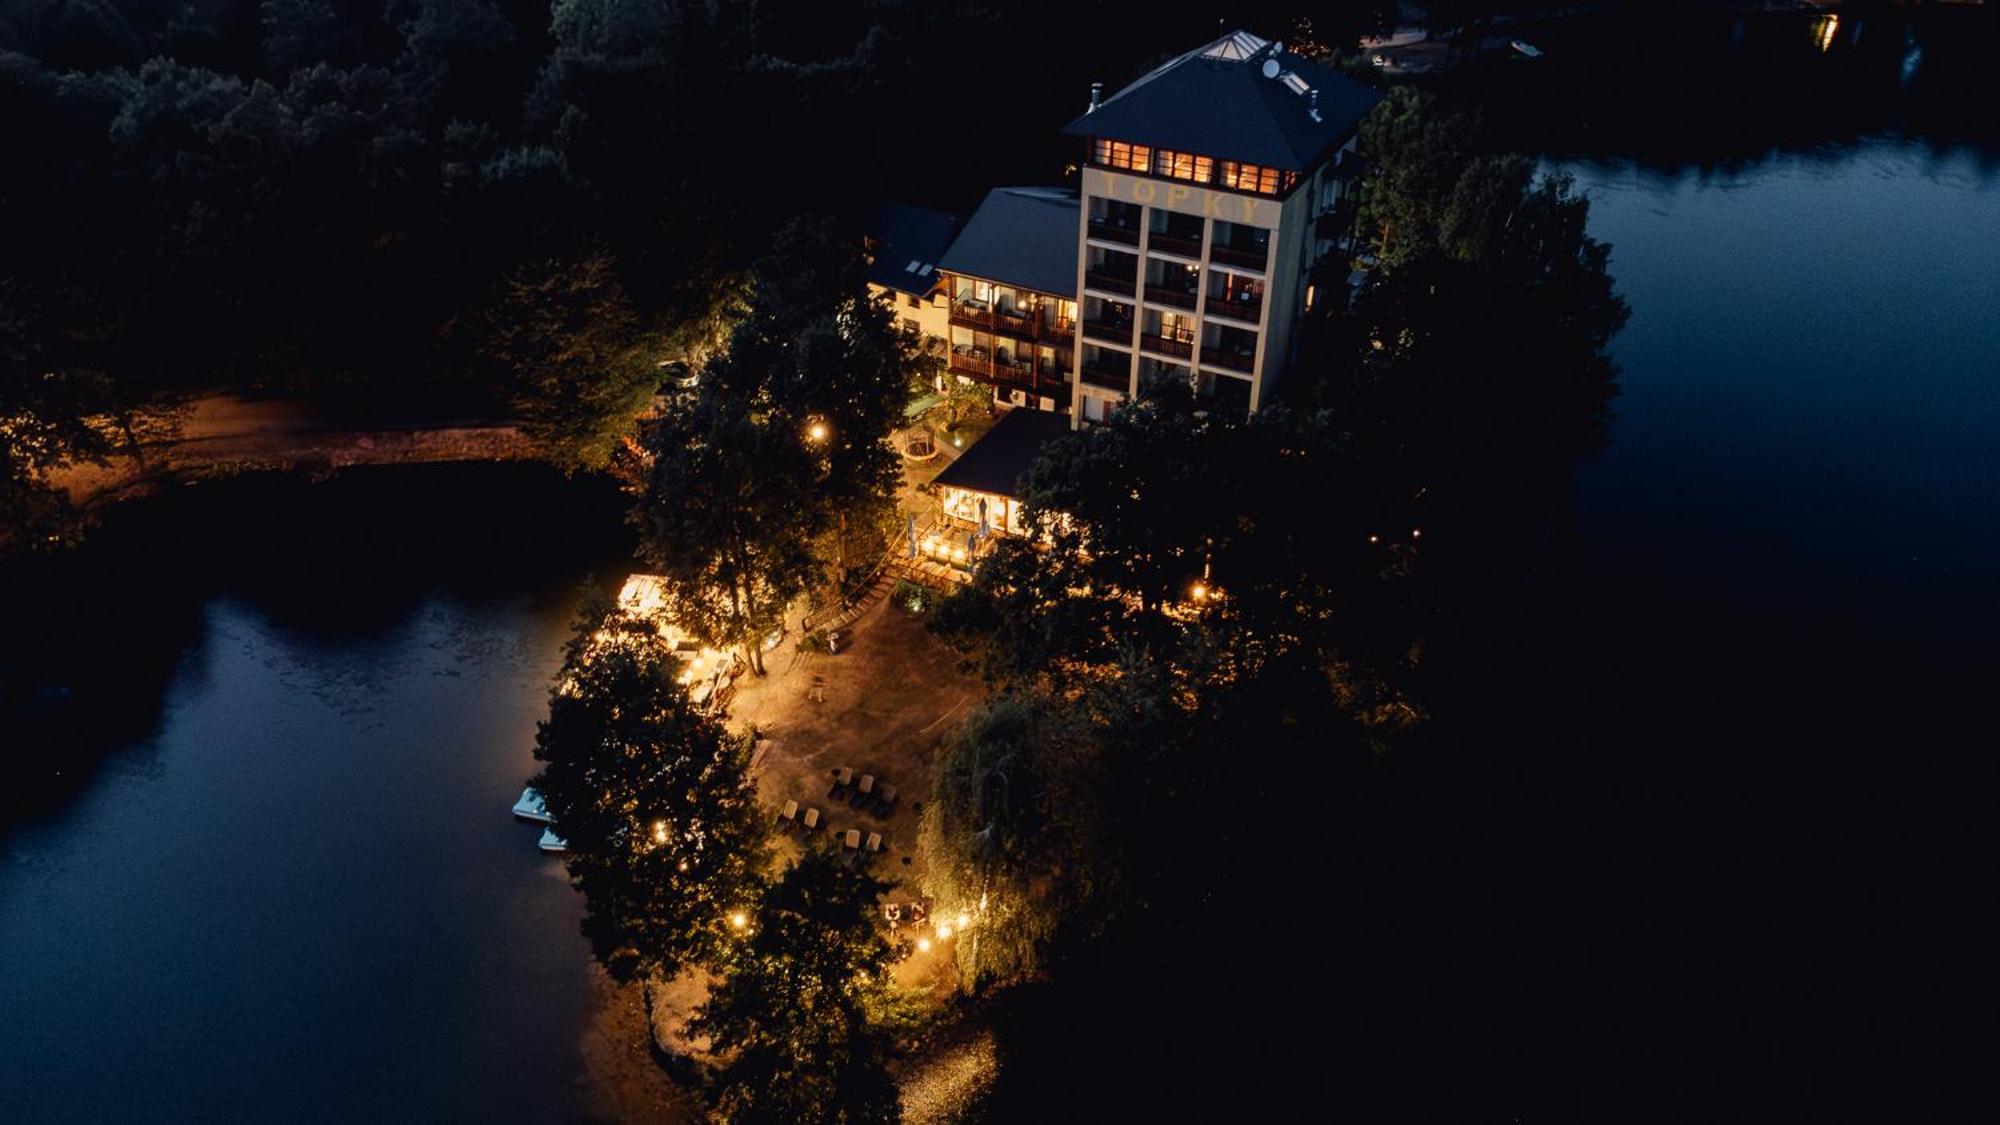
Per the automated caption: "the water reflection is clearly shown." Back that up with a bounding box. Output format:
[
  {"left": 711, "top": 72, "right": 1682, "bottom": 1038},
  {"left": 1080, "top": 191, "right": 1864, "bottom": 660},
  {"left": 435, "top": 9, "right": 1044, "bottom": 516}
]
[
  {"left": 1459, "top": 8, "right": 2000, "bottom": 170},
  {"left": 0, "top": 464, "right": 633, "bottom": 830}
]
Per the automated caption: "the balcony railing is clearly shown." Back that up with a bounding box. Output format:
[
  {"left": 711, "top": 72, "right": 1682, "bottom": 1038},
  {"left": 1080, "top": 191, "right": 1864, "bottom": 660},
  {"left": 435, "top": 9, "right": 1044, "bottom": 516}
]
[
  {"left": 1144, "top": 284, "right": 1197, "bottom": 311},
  {"left": 993, "top": 307, "right": 1035, "bottom": 337},
  {"left": 1088, "top": 219, "right": 1141, "bottom": 246},
  {"left": 1084, "top": 270, "right": 1136, "bottom": 297},
  {"left": 1205, "top": 295, "right": 1262, "bottom": 323},
  {"left": 950, "top": 301, "right": 995, "bottom": 329},
  {"left": 950, "top": 349, "right": 993, "bottom": 379},
  {"left": 1140, "top": 335, "right": 1193, "bottom": 360},
  {"left": 1082, "top": 318, "right": 1133, "bottom": 345},
  {"left": 1205, "top": 349, "right": 1256, "bottom": 373},
  {"left": 1210, "top": 242, "right": 1268, "bottom": 271},
  {"left": 1148, "top": 231, "right": 1202, "bottom": 258},
  {"left": 1079, "top": 361, "right": 1130, "bottom": 391},
  {"left": 1046, "top": 316, "right": 1075, "bottom": 342}
]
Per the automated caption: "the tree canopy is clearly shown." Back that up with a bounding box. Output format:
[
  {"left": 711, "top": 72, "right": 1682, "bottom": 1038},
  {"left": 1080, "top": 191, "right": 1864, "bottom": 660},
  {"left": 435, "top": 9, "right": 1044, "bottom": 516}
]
[
  {"left": 693, "top": 850, "right": 903, "bottom": 1125},
  {"left": 531, "top": 590, "right": 769, "bottom": 982},
  {"left": 631, "top": 220, "right": 928, "bottom": 671}
]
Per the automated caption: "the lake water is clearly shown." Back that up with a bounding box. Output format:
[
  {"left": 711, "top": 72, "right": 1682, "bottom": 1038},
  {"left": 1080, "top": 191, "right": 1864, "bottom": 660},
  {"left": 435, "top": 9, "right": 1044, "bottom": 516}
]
[
  {"left": 0, "top": 468, "right": 642, "bottom": 1121},
  {"left": 3, "top": 11, "right": 1997, "bottom": 1116}
]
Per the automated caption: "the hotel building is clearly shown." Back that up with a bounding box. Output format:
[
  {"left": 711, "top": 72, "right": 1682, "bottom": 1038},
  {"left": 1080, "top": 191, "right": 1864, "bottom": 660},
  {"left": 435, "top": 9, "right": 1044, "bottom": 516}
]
[
  {"left": 872, "top": 30, "right": 1378, "bottom": 425},
  {"left": 872, "top": 30, "right": 1381, "bottom": 542}
]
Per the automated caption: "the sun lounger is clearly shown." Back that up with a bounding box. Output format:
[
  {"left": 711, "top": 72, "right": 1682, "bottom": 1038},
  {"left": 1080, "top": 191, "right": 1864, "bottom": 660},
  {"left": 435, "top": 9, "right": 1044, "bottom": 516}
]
[
  {"left": 842, "top": 829, "right": 861, "bottom": 850},
  {"left": 802, "top": 807, "right": 821, "bottom": 831},
  {"left": 871, "top": 784, "right": 899, "bottom": 817},
  {"left": 851, "top": 774, "right": 875, "bottom": 804},
  {"left": 865, "top": 832, "right": 882, "bottom": 854},
  {"left": 829, "top": 766, "right": 854, "bottom": 799},
  {"left": 778, "top": 799, "right": 798, "bottom": 825}
]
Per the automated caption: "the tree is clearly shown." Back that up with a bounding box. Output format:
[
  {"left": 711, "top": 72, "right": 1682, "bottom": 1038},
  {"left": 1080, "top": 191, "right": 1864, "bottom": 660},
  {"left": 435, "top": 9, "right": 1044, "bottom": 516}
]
[
  {"left": 476, "top": 249, "right": 656, "bottom": 472},
  {"left": 917, "top": 694, "right": 1110, "bottom": 986},
  {"left": 634, "top": 219, "right": 927, "bottom": 670},
  {"left": 1355, "top": 86, "right": 1485, "bottom": 269},
  {"left": 531, "top": 591, "right": 770, "bottom": 982},
  {"left": 693, "top": 850, "right": 903, "bottom": 1125}
]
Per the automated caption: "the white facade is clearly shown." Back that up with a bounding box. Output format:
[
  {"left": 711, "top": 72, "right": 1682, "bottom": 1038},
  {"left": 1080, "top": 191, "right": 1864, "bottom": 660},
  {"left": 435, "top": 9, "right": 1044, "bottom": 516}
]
[{"left": 1067, "top": 135, "right": 1361, "bottom": 428}]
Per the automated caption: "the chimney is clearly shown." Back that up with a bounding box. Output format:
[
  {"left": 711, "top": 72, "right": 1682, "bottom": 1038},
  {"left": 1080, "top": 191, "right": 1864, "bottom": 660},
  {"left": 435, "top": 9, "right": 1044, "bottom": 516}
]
[
  {"left": 1087, "top": 82, "right": 1102, "bottom": 113},
  {"left": 1308, "top": 88, "right": 1322, "bottom": 123}
]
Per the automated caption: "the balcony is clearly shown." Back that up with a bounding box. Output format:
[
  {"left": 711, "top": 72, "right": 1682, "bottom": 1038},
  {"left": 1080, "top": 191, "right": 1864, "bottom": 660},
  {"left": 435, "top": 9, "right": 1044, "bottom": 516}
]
[
  {"left": 1084, "top": 270, "right": 1136, "bottom": 297},
  {"left": 1079, "top": 359, "right": 1130, "bottom": 391},
  {"left": 1088, "top": 218, "right": 1141, "bottom": 247},
  {"left": 1205, "top": 349, "right": 1256, "bottom": 374},
  {"left": 1144, "top": 284, "right": 1197, "bottom": 311},
  {"left": 950, "top": 300, "right": 995, "bottom": 329},
  {"left": 1139, "top": 335, "right": 1193, "bottom": 360},
  {"left": 1205, "top": 294, "right": 1262, "bottom": 323},
  {"left": 993, "top": 306, "right": 1035, "bottom": 338},
  {"left": 1148, "top": 231, "right": 1202, "bottom": 259},
  {"left": 1045, "top": 315, "right": 1075, "bottom": 342},
  {"left": 1210, "top": 242, "right": 1267, "bottom": 271},
  {"left": 949, "top": 347, "right": 993, "bottom": 379},
  {"left": 1082, "top": 317, "right": 1133, "bottom": 345}
]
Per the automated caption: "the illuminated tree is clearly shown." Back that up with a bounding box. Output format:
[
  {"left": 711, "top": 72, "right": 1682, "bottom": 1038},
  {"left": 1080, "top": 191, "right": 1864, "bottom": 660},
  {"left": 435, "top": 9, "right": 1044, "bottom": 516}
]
[
  {"left": 634, "top": 219, "right": 930, "bottom": 668},
  {"left": 693, "top": 850, "right": 902, "bottom": 1124},
  {"left": 531, "top": 592, "right": 769, "bottom": 982},
  {"left": 917, "top": 695, "right": 1110, "bottom": 986}
]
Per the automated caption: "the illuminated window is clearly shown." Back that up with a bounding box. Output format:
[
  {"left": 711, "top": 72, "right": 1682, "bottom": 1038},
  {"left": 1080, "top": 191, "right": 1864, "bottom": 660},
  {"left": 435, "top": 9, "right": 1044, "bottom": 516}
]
[
  {"left": 1219, "top": 162, "right": 1288, "bottom": 195},
  {"left": 1094, "top": 139, "right": 1152, "bottom": 171},
  {"left": 1153, "top": 150, "right": 1214, "bottom": 183}
]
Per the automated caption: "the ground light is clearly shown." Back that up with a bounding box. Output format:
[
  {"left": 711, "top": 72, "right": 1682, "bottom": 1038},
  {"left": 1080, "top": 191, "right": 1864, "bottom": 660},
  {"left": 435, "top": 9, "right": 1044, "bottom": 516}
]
[
  {"left": 728, "top": 911, "right": 748, "bottom": 931},
  {"left": 807, "top": 420, "right": 829, "bottom": 443},
  {"left": 917, "top": 937, "right": 932, "bottom": 953}
]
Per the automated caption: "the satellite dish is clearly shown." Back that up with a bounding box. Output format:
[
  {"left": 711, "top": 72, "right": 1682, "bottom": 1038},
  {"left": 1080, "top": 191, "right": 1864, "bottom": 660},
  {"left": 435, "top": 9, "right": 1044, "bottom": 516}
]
[{"left": 1261, "top": 58, "right": 1282, "bottom": 79}]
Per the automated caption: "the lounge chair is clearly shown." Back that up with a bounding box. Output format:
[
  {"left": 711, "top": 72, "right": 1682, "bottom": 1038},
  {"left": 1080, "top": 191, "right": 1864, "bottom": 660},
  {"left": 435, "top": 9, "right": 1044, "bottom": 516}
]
[
  {"left": 871, "top": 784, "right": 899, "bottom": 817},
  {"left": 842, "top": 829, "right": 861, "bottom": 850},
  {"left": 802, "top": 807, "right": 821, "bottom": 831},
  {"left": 778, "top": 799, "right": 799, "bottom": 826},
  {"left": 829, "top": 766, "right": 854, "bottom": 799},
  {"left": 865, "top": 832, "right": 882, "bottom": 854},
  {"left": 852, "top": 774, "right": 875, "bottom": 804}
]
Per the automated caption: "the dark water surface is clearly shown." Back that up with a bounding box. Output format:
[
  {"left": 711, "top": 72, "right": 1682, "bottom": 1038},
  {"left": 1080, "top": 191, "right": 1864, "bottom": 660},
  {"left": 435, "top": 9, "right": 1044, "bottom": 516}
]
[
  {"left": 4, "top": 11, "right": 1998, "bottom": 1117},
  {"left": 0, "top": 467, "right": 634, "bottom": 1121}
]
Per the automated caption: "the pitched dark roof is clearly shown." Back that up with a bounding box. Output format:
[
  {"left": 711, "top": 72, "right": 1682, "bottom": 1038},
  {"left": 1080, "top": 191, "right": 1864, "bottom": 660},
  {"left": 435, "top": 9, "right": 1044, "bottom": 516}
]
[
  {"left": 1060, "top": 30, "right": 1383, "bottom": 172},
  {"left": 931, "top": 407, "right": 1074, "bottom": 499},
  {"left": 866, "top": 203, "right": 960, "bottom": 296},
  {"left": 936, "top": 187, "right": 1079, "bottom": 298}
]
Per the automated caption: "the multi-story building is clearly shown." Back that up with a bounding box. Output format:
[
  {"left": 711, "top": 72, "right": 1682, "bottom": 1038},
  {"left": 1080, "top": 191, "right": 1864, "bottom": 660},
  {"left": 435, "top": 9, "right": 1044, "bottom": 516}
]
[
  {"left": 880, "top": 30, "right": 1381, "bottom": 544},
  {"left": 864, "top": 202, "right": 960, "bottom": 343},
  {"left": 1064, "top": 29, "right": 1379, "bottom": 424},
  {"left": 935, "top": 187, "right": 1081, "bottom": 415}
]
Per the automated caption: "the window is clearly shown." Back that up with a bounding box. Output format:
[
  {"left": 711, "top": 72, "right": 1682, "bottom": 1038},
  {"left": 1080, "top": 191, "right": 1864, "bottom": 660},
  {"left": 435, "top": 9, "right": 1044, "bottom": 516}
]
[
  {"left": 906, "top": 294, "right": 921, "bottom": 309},
  {"left": 1220, "top": 161, "right": 1282, "bottom": 195},
  {"left": 1152, "top": 149, "right": 1214, "bottom": 183},
  {"left": 1094, "top": 138, "right": 1152, "bottom": 172}
]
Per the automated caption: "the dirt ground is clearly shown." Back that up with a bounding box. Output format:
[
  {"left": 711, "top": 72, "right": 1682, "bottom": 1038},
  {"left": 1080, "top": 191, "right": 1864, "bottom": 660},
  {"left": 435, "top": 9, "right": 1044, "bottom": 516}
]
[{"left": 731, "top": 592, "right": 984, "bottom": 902}]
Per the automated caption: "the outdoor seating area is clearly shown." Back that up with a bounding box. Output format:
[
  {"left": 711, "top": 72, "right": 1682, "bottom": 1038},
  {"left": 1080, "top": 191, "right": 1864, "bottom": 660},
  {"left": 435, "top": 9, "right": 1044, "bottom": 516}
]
[
  {"left": 609, "top": 574, "right": 745, "bottom": 716},
  {"left": 772, "top": 763, "right": 903, "bottom": 867}
]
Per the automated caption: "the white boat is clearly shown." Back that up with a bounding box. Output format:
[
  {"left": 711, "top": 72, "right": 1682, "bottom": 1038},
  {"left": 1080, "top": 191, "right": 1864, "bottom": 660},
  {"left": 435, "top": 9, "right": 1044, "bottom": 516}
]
[
  {"left": 1510, "top": 40, "right": 1543, "bottom": 59},
  {"left": 512, "top": 786, "right": 552, "bottom": 824},
  {"left": 538, "top": 829, "right": 568, "bottom": 853}
]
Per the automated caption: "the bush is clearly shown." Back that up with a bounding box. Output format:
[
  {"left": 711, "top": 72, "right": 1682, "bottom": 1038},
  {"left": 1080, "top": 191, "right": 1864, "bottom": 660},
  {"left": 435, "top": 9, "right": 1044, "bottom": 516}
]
[{"left": 893, "top": 578, "right": 929, "bottom": 614}]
